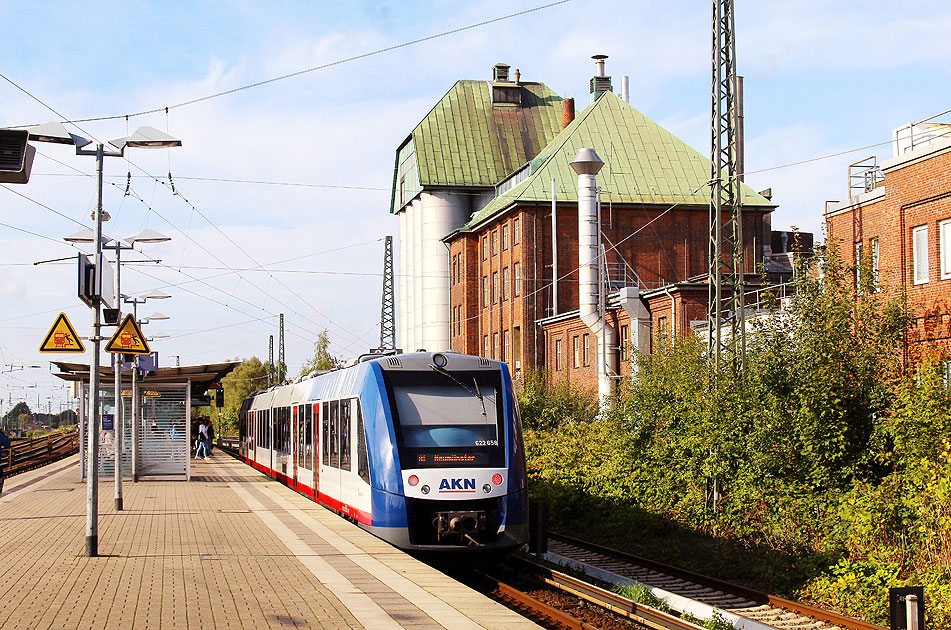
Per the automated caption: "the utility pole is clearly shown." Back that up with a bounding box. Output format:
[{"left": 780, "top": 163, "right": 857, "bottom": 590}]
[
  {"left": 278, "top": 314, "right": 285, "bottom": 383},
  {"left": 268, "top": 335, "right": 274, "bottom": 386},
  {"left": 708, "top": 0, "right": 745, "bottom": 375},
  {"left": 380, "top": 236, "right": 396, "bottom": 350}
]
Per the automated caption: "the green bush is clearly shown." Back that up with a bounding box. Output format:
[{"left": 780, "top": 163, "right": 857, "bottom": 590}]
[{"left": 524, "top": 247, "right": 951, "bottom": 627}]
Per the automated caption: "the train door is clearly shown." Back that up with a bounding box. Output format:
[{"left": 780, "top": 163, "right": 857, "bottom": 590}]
[
  {"left": 292, "top": 405, "right": 299, "bottom": 487},
  {"left": 312, "top": 402, "right": 320, "bottom": 496},
  {"left": 320, "top": 400, "right": 342, "bottom": 508}
]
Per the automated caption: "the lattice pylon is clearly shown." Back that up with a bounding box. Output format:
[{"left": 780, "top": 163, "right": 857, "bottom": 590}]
[{"left": 708, "top": 0, "right": 746, "bottom": 375}]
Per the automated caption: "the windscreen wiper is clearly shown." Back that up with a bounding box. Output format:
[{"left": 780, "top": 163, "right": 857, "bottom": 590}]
[{"left": 430, "top": 365, "right": 487, "bottom": 419}]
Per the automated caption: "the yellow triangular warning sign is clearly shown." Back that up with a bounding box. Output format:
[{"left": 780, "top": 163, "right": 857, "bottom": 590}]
[
  {"left": 105, "top": 314, "right": 151, "bottom": 355},
  {"left": 39, "top": 312, "right": 85, "bottom": 353}
]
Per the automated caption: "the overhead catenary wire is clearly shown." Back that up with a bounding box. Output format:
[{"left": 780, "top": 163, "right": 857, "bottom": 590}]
[{"left": 2, "top": 0, "right": 575, "bottom": 126}]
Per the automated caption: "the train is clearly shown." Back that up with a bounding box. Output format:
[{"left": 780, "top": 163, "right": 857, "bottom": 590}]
[{"left": 237, "top": 350, "right": 529, "bottom": 552}]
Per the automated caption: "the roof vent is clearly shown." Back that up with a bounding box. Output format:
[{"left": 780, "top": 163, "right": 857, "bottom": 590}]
[
  {"left": 589, "top": 54, "right": 613, "bottom": 103},
  {"left": 386, "top": 357, "right": 403, "bottom": 368},
  {"left": 479, "top": 358, "right": 492, "bottom": 367},
  {"left": 492, "top": 63, "right": 511, "bottom": 82}
]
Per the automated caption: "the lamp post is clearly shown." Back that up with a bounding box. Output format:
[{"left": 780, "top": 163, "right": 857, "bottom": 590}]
[
  {"left": 65, "top": 229, "right": 171, "bottom": 510},
  {"left": 123, "top": 292, "right": 170, "bottom": 481},
  {"left": 36, "top": 121, "right": 181, "bottom": 557}
]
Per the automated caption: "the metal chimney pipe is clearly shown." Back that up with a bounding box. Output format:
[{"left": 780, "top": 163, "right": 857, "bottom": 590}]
[
  {"left": 621, "top": 75, "right": 630, "bottom": 103},
  {"left": 570, "top": 148, "right": 615, "bottom": 407},
  {"left": 592, "top": 54, "right": 608, "bottom": 77}
]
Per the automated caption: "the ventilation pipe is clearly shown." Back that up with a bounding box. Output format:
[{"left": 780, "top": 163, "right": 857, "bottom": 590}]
[
  {"left": 621, "top": 76, "right": 630, "bottom": 103},
  {"left": 571, "top": 148, "right": 616, "bottom": 406},
  {"left": 620, "top": 287, "right": 651, "bottom": 376}
]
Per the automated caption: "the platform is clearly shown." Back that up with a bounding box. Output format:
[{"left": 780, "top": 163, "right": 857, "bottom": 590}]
[{"left": 0, "top": 452, "right": 540, "bottom": 629}]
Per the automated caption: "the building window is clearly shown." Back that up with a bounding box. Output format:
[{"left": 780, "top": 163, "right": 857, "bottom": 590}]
[
  {"left": 555, "top": 338, "right": 562, "bottom": 370},
  {"left": 481, "top": 276, "right": 488, "bottom": 308},
  {"left": 855, "top": 241, "right": 863, "bottom": 288},
  {"left": 914, "top": 225, "right": 929, "bottom": 285},
  {"left": 399, "top": 176, "right": 405, "bottom": 207},
  {"left": 658, "top": 316, "right": 669, "bottom": 349},
  {"left": 582, "top": 333, "right": 590, "bottom": 366},
  {"left": 941, "top": 220, "right": 951, "bottom": 280},
  {"left": 493, "top": 332, "right": 499, "bottom": 359},
  {"left": 502, "top": 225, "right": 509, "bottom": 250},
  {"left": 513, "top": 262, "right": 521, "bottom": 296},
  {"left": 502, "top": 330, "right": 510, "bottom": 362},
  {"left": 491, "top": 272, "right": 499, "bottom": 303},
  {"left": 573, "top": 336, "right": 580, "bottom": 368},
  {"left": 620, "top": 325, "right": 629, "bottom": 361},
  {"left": 871, "top": 237, "right": 880, "bottom": 289},
  {"left": 513, "top": 218, "right": 520, "bottom": 244},
  {"left": 482, "top": 236, "right": 488, "bottom": 261},
  {"left": 502, "top": 266, "right": 509, "bottom": 301},
  {"left": 491, "top": 230, "right": 498, "bottom": 256},
  {"left": 483, "top": 335, "right": 489, "bottom": 358},
  {"left": 451, "top": 255, "right": 457, "bottom": 285}
]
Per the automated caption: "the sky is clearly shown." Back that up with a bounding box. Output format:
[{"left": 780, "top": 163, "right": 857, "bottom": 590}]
[{"left": 1, "top": 0, "right": 949, "bottom": 414}]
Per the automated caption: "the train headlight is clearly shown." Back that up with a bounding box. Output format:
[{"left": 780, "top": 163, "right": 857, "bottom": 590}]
[
  {"left": 408, "top": 475, "right": 419, "bottom": 487},
  {"left": 421, "top": 485, "right": 430, "bottom": 495},
  {"left": 482, "top": 484, "right": 491, "bottom": 494},
  {"left": 432, "top": 353, "right": 448, "bottom": 368},
  {"left": 492, "top": 473, "right": 503, "bottom": 486}
]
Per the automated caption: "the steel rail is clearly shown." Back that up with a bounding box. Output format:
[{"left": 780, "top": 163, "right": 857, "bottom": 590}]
[
  {"left": 509, "top": 555, "right": 705, "bottom": 630},
  {"left": 548, "top": 531, "right": 886, "bottom": 630},
  {"left": 473, "top": 569, "right": 600, "bottom": 630}
]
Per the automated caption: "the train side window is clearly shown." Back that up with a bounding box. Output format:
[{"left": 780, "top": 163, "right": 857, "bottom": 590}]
[
  {"left": 313, "top": 403, "right": 319, "bottom": 470},
  {"left": 285, "top": 407, "right": 291, "bottom": 454},
  {"left": 329, "top": 400, "right": 339, "bottom": 468},
  {"left": 355, "top": 400, "right": 369, "bottom": 484},
  {"left": 322, "top": 402, "right": 329, "bottom": 465},
  {"left": 295, "top": 406, "right": 302, "bottom": 467},
  {"left": 304, "top": 404, "right": 313, "bottom": 470},
  {"left": 340, "top": 399, "right": 351, "bottom": 472}
]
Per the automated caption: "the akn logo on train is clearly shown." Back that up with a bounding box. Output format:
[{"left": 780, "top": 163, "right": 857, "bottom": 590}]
[{"left": 439, "top": 478, "right": 476, "bottom": 492}]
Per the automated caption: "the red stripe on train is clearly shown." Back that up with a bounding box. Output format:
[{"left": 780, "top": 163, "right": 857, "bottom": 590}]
[{"left": 247, "top": 459, "right": 371, "bottom": 525}]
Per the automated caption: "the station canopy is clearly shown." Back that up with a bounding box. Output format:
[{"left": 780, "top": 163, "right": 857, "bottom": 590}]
[{"left": 53, "top": 361, "right": 240, "bottom": 399}]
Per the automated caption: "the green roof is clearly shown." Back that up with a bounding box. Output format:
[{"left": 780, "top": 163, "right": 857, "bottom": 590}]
[
  {"left": 461, "top": 91, "right": 775, "bottom": 230},
  {"left": 398, "top": 80, "right": 562, "bottom": 195}
]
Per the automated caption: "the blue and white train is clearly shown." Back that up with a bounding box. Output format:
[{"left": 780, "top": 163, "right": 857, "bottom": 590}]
[{"left": 237, "top": 351, "right": 528, "bottom": 552}]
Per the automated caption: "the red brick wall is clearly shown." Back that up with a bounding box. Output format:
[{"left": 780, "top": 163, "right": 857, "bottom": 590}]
[
  {"left": 826, "top": 147, "right": 951, "bottom": 360},
  {"left": 447, "top": 201, "right": 771, "bottom": 373}
]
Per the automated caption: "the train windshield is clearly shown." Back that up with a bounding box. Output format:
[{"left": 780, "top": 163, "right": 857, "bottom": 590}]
[{"left": 383, "top": 369, "right": 505, "bottom": 468}]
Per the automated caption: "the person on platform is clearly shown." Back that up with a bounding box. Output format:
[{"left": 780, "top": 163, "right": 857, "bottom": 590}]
[
  {"left": 195, "top": 420, "right": 209, "bottom": 460},
  {"left": 0, "top": 428, "right": 11, "bottom": 495},
  {"left": 206, "top": 422, "right": 215, "bottom": 456}
]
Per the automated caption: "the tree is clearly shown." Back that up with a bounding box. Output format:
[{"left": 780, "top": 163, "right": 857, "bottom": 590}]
[
  {"left": 217, "top": 357, "right": 269, "bottom": 434},
  {"left": 3, "top": 401, "right": 31, "bottom": 423},
  {"left": 299, "top": 330, "right": 340, "bottom": 376}
]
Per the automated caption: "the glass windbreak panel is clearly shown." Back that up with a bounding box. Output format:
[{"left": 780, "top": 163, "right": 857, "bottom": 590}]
[{"left": 382, "top": 369, "right": 505, "bottom": 468}]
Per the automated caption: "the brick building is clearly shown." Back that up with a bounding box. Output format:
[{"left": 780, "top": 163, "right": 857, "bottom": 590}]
[
  {"left": 825, "top": 129, "right": 951, "bottom": 362},
  {"left": 443, "top": 83, "right": 775, "bottom": 387},
  {"left": 390, "top": 63, "right": 564, "bottom": 353}
]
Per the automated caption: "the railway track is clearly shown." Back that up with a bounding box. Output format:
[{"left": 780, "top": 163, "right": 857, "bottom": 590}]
[
  {"left": 542, "top": 532, "right": 885, "bottom": 630},
  {"left": 470, "top": 561, "right": 703, "bottom": 630}
]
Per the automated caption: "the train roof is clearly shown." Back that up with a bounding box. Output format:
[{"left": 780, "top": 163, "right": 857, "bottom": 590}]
[{"left": 244, "top": 352, "right": 507, "bottom": 409}]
